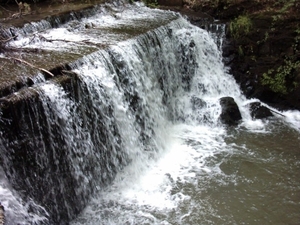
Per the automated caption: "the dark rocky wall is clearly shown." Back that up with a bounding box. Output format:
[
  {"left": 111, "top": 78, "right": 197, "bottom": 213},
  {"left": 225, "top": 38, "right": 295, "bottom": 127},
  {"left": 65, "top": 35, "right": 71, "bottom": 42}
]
[
  {"left": 172, "top": 0, "right": 300, "bottom": 111},
  {"left": 0, "top": 77, "right": 83, "bottom": 224},
  {"left": 158, "top": 0, "right": 182, "bottom": 7},
  {"left": 0, "top": 74, "right": 126, "bottom": 224},
  {"left": 216, "top": 2, "right": 300, "bottom": 111},
  {"left": 223, "top": 10, "right": 300, "bottom": 111},
  {"left": 1, "top": 94, "right": 69, "bottom": 224}
]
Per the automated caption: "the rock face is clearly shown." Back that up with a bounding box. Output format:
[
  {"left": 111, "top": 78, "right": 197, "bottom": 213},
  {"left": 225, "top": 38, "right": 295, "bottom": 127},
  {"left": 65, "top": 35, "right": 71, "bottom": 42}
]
[
  {"left": 219, "top": 97, "right": 242, "bottom": 126},
  {"left": 181, "top": 0, "right": 300, "bottom": 111},
  {"left": 249, "top": 102, "right": 273, "bottom": 119},
  {"left": 219, "top": 2, "right": 300, "bottom": 111},
  {"left": 191, "top": 96, "right": 206, "bottom": 110},
  {"left": 0, "top": 204, "right": 4, "bottom": 225},
  {"left": 158, "top": 0, "right": 183, "bottom": 7}
]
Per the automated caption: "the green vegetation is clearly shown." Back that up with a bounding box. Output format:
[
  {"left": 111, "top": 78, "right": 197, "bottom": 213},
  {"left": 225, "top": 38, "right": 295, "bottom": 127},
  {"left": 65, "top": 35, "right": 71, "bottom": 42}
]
[
  {"left": 278, "top": 0, "right": 297, "bottom": 13},
  {"left": 261, "top": 23, "right": 300, "bottom": 95},
  {"left": 142, "top": 0, "right": 158, "bottom": 8},
  {"left": 129, "top": 0, "right": 158, "bottom": 8},
  {"left": 261, "top": 60, "right": 299, "bottom": 95},
  {"left": 294, "top": 27, "right": 300, "bottom": 52},
  {"left": 229, "top": 15, "right": 252, "bottom": 39},
  {"left": 183, "top": 0, "right": 299, "bottom": 14},
  {"left": 237, "top": 45, "right": 243, "bottom": 57}
]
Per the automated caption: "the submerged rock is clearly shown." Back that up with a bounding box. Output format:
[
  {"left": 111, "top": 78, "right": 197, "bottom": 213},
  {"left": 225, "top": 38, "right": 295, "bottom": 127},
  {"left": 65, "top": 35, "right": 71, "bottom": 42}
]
[
  {"left": 249, "top": 102, "right": 273, "bottom": 119},
  {"left": 219, "top": 96, "right": 242, "bottom": 126},
  {"left": 190, "top": 96, "right": 206, "bottom": 110}
]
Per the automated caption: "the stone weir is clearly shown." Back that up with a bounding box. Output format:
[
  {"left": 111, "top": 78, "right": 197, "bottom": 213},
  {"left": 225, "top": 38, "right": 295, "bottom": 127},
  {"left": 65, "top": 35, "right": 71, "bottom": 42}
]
[
  {"left": 0, "top": 1, "right": 179, "bottom": 224},
  {"left": 0, "top": 0, "right": 176, "bottom": 98}
]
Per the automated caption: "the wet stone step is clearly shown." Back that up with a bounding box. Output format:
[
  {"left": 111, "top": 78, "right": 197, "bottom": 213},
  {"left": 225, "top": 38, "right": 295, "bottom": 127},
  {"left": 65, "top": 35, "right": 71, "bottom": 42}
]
[{"left": 0, "top": 0, "right": 178, "bottom": 100}]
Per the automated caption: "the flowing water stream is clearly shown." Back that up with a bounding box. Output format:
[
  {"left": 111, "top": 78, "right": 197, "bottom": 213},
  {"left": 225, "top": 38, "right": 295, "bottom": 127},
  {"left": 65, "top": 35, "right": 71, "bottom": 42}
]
[{"left": 0, "top": 2, "right": 299, "bottom": 225}]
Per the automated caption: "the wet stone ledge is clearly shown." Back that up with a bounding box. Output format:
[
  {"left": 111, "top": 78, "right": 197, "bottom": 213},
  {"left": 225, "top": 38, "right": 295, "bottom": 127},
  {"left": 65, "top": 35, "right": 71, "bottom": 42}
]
[{"left": 0, "top": 0, "right": 178, "bottom": 101}]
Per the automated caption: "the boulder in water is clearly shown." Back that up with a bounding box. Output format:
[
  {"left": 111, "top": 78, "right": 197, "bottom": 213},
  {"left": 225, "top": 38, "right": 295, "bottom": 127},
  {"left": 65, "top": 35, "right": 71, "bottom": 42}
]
[
  {"left": 219, "top": 97, "right": 242, "bottom": 126},
  {"left": 249, "top": 102, "right": 273, "bottom": 119}
]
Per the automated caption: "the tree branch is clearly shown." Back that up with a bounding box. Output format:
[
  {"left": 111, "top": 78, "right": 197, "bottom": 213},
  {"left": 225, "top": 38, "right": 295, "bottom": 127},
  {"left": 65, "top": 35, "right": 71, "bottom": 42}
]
[
  {"left": 0, "top": 62, "right": 7, "bottom": 70},
  {"left": 0, "top": 5, "right": 13, "bottom": 12},
  {"left": 39, "top": 35, "right": 107, "bottom": 48},
  {"left": 0, "top": 35, "right": 18, "bottom": 44},
  {"left": 9, "top": 57, "right": 54, "bottom": 77}
]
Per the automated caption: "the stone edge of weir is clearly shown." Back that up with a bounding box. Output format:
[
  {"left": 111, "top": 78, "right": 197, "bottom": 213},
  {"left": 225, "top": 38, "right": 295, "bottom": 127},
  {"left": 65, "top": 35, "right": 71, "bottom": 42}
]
[
  {"left": 0, "top": 0, "right": 177, "bottom": 100},
  {"left": 0, "top": 0, "right": 207, "bottom": 102},
  {"left": 0, "top": 0, "right": 104, "bottom": 100}
]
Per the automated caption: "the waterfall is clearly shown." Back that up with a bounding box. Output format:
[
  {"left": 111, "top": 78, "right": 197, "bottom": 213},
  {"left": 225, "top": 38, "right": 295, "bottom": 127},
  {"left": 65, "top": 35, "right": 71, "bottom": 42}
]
[{"left": 0, "top": 2, "right": 300, "bottom": 225}]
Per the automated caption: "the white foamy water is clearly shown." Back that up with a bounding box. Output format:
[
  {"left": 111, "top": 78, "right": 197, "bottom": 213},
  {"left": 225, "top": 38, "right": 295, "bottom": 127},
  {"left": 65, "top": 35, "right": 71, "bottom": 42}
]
[
  {"left": 0, "top": 167, "right": 48, "bottom": 225},
  {"left": 8, "top": 2, "right": 177, "bottom": 53},
  {"left": 71, "top": 124, "right": 228, "bottom": 224},
  {"left": 282, "top": 110, "right": 300, "bottom": 131},
  {"left": 69, "top": 12, "right": 299, "bottom": 225}
]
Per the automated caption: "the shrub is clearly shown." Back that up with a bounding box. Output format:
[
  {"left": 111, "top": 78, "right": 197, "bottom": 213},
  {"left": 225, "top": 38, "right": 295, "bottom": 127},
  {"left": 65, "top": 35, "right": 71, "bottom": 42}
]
[
  {"left": 229, "top": 15, "right": 252, "bottom": 38},
  {"left": 261, "top": 60, "right": 299, "bottom": 95},
  {"left": 142, "top": 0, "right": 158, "bottom": 8}
]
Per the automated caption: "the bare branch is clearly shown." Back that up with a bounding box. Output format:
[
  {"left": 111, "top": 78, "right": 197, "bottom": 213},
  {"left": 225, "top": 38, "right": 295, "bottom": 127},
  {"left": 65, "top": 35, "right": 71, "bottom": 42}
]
[
  {"left": 0, "top": 35, "right": 18, "bottom": 44},
  {"left": 40, "top": 35, "right": 91, "bottom": 44},
  {"left": 38, "top": 35, "right": 107, "bottom": 48},
  {"left": 9, "top": 57, "right": 54, "bottom": 77},
  {"left": 0, "top": 5, "right": 13, "bottom": 12},
  {"left": 0, "top": 62, "right": 7, "bottom": 71}
]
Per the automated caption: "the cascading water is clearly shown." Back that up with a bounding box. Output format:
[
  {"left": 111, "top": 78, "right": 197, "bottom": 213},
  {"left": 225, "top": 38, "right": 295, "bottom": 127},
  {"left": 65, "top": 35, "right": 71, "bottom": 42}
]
[{"left": 0, "top": 2, "right": 299, "bottom": 225}]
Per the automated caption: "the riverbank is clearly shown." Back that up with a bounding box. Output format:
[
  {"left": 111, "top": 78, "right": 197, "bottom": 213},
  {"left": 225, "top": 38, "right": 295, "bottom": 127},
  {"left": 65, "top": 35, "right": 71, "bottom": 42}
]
[{"left": 174, "top": 0, "right": 300, "bottom": 111}]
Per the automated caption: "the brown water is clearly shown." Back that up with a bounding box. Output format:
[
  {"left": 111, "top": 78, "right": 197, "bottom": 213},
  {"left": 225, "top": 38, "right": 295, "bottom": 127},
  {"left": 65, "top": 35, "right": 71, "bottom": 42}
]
[
  {"left": 178, "top": 122, "right": 300, "bottom": 225},
  {"left": 71, "top": 119, "right": 300, "bottom": 225}
]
